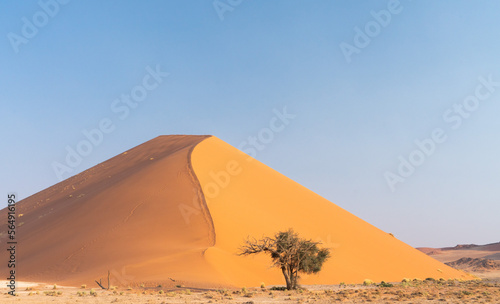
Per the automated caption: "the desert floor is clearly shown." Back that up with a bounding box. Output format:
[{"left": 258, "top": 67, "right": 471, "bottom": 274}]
[{"left": 2, "top": 277, "right": 500, "bottom": 304}]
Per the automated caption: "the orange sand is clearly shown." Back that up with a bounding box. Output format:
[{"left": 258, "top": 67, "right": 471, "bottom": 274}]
[
  {"left": 0, "top": 135, "right": 471, "bottom": 289},
  {"left": 190, "top": 136, "right": 472, "bottom": 286}
]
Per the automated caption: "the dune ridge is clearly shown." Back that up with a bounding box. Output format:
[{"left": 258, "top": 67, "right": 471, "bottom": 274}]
[{"left": 185, "top": 139, "right": 216, "bottom": 247}]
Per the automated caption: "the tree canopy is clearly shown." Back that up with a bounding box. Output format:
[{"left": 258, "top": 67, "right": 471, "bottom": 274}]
[{"left": 239, "top": 229, "right": 331, "bottom": 290}]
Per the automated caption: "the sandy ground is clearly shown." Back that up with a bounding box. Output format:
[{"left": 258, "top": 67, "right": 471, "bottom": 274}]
[{"left": 2, "top": 280, "right": 500, "bottom": 303}]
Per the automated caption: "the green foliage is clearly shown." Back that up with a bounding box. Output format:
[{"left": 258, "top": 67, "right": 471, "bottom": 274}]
[
  {"left": 379, "top": 281, "right": 393, "bottom": 287},
  {"left": 44, "top": 290, "right": 62, "bottom": 296},
  {"left": 239, "top": 229, "right": 331, "bottom": 290}
]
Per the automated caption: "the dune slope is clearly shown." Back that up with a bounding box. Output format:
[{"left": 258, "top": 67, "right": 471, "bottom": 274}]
[{"left": 190, "top": 136, "right": 472, "bottom": 286}]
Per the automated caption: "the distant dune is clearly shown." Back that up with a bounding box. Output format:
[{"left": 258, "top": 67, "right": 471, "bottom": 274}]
[
  {"left": 417, "top": 242, "right": 500, "bottom": 263},
  {"left": 417, "top": 242, "right": 500, "bottom": 280},
  {"left": 0, "top": 135, "right": 472, "bottom": 289},
  {"left": 446, "top": 258, "right": 500, "bottom": 272}
]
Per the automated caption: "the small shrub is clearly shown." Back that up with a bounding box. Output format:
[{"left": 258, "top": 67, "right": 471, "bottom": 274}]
[
  {"left": 270, "top": 286, "right": 287, "bottom": 291},
  {"left": 140, "top": 283, "right": 145, "bottom": 288},
  {"left": 175, "top": 284, "right": 182, "bottom": 288},
  {"left": 159, "top": 290, "right": 164, "bottom": 294},
  {"left": 44, "top": 291, "right": 57, "bottom": 296},
  {"left": 53, "top": 284, "right": 57, "bottom": 289},
  {"left": 379, "top": 281, "right": 393, "bottom": 288},
  {"left": 81, "top": 284, "right": 86, "bottom": 289},
  {"left": 185, "top": 289, "right": 191, "bottom": 295},
  {"left": 363, "top": 279, "right": 374, "bottom": 286},
  {"left": 244, "top": 292, "right": 254, "bottom": 298},
  {"left": 260, "top": 282, "right": 266, "bottom": 289}
]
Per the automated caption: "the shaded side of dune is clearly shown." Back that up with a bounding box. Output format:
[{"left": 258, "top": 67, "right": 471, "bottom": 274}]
[{"left": 0, "top": 135, "right": 221, "bottom": 287}]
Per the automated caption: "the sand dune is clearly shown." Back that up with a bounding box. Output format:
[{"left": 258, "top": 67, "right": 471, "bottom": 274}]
[
  {"left": 0, "top": 135, "right": 471, "bottom": 289},
  {"left": 418, "top": 242, "right": 500, "bottom": 263},
  {"left": 417, "top": 242, "right": 500, "bottom": 280}
]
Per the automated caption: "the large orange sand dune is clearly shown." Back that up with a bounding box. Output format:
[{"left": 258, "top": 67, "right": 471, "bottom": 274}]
[{"left": 0, "top": 135, "right": 471, "bottom": 288}]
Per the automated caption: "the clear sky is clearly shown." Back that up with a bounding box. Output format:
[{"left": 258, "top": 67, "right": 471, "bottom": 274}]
[{"left": 1, "top": 0, "right": 499, "bottom": 247}]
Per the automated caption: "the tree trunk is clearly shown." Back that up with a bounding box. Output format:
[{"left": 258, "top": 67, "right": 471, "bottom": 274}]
[
  {"left": 281, "top": 266, "right": 292, "bottom": 290},
  {"left": 291, "top": 269, "right": 298, "bottom": 290}
]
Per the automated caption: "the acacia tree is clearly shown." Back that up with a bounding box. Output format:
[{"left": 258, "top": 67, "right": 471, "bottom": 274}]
[{"left": 239, "top": 229, "right": 330, "bottom": 290}]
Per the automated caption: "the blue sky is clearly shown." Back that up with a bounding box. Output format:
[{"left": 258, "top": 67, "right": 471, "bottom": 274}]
[{"left": 1, "top": 0, "right": 499, "bottom": 247}]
